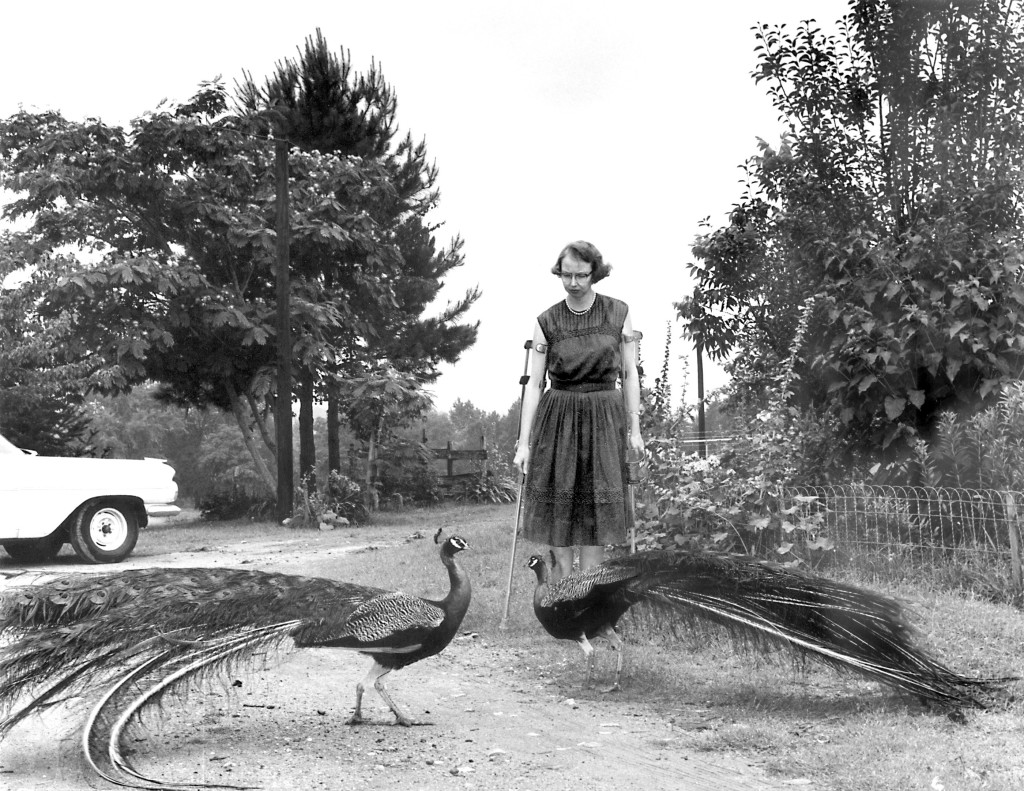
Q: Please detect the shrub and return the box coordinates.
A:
[371,438,441,507]
[197,485,274,521]
[449,473,519,504]
[323,471,370,523]
[290,471,370,528]
[636,297,839,564]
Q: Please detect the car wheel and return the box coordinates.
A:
[2,531,65,563]
[70,502,140,563]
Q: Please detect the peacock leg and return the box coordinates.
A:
[348,661,386,725]
[375,672,426,726]
[600,626,624,693]
[579,636,596,688]
[347,683,366,724]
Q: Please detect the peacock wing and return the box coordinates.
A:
[293,591,445,652]
[540,564,637,609]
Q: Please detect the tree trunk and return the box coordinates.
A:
[363,415,385,513]
[274,138,294,520]
[299,367,316,491]
[225,379,277,494]
[364,432,377,512]
[327,377,341,474]
[246,391,277,455]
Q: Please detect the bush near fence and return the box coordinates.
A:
[635,469,1024,603]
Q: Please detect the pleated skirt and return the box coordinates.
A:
[522,387,632,547]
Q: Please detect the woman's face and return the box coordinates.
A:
[559,254,594,299]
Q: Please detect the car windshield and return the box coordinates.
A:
[0,433,26,456]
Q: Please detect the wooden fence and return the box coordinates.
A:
[430,440,488,488]
[346,438,488,493]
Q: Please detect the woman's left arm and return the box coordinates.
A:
[621,309,644,453]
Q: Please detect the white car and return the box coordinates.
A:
[0,431,180,564]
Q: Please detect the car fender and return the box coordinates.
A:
[0,455,178,540]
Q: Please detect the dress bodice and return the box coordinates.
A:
[537,294,628,389]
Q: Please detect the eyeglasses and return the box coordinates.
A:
[559,271,593,283]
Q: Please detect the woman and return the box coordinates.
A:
[512,240,644,582]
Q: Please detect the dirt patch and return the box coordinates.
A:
[0,535,805,791]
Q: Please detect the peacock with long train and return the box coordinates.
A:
[528,548,1009,710]
[0,530,470,789]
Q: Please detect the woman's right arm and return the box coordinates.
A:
[512,319,547,476]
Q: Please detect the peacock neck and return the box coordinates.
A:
[531,565,549,606]
[441,553,471,621]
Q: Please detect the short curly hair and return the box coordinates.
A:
[551,240,612,283]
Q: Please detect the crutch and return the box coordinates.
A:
[499,339,533,629]
[622,330,644,553]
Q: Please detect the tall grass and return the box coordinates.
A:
[147,503,1024,791]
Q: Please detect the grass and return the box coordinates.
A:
[144,503,1024,791]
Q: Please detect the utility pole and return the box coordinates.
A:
[695,332,707,459]
[274,138,294,520]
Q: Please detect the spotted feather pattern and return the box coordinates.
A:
[539,564,636,608]
[331,592,444,643]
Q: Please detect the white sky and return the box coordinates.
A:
[1,0,850,414]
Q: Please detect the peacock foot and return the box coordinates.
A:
[393,712,432,726]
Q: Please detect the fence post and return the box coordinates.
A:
[1002,492,1024,594]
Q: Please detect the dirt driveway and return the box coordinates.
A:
[0,531,807,791]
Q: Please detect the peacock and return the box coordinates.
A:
[528,549,1008,709]
[0,530,470,789]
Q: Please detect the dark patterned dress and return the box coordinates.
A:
[522,293,633,547]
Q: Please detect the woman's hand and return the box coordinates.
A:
[628,430,645,456]
[513,442,530,477]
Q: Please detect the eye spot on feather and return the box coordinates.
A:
[88,590,109,605]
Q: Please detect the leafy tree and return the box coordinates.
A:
[373,216,479,386]
[84,384,246,502]
[237,30,400,491]
[2,40,476,504]
[0,83,396,494]
[0,240,97,455]
[684,0,1024,465]
[0,383,97,456]
[237,31,479,484]
[341,365,432,509]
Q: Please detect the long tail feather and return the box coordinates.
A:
[2,540,472,788]
[0,645,126,737]
[542,549,1012,709]
[96,628,293,790]
[83,650,179,790]
[643,581,986,706]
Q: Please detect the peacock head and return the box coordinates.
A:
[435,530,469,557]
[526,555,549,581]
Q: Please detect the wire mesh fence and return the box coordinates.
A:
[779,485,1024,598]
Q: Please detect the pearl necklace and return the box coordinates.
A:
[565,298,595,316]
